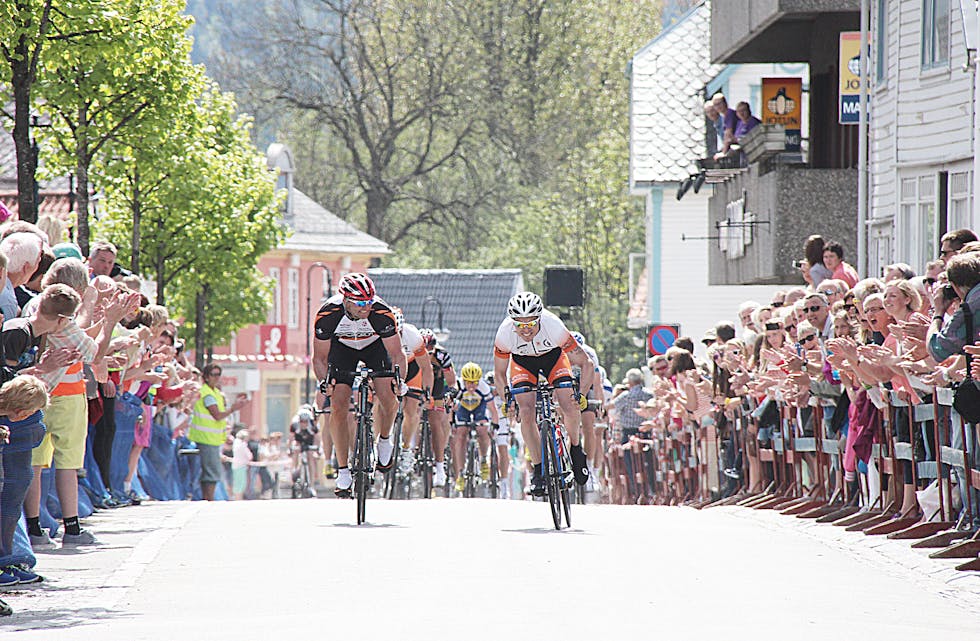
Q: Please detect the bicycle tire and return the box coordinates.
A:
[543,422,562,530]
[421,419,433,499]
[354,395,371,524]
[464,439,477,498]
[489,444,499,499]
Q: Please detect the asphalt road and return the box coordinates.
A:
[5,497,980,640]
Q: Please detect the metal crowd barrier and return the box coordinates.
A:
[604,386,980,570]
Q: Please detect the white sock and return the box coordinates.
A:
[377,437,394,465]
[123,481,132,493]
[336,467,352,489]
[435,461,445,474]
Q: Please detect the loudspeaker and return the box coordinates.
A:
[544,265,584,308]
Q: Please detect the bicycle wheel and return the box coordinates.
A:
[384,410,403,499]
[421,420,433,499]
[354,419,370,524]
[542,422,562,530]
[489,444,499,499]
[464,440,477,498]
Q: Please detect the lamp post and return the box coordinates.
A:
[421,296,451,343]
[304,262,333,404]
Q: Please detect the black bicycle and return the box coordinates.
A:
[460,421,482,498]
[291,441,316,499]
[341,366,399,524]
[415,407,435,499]
[534,382,574,529]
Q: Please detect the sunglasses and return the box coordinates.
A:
[819,289,836,297]
[513,319,539,329]
[800,334,817,343]
[771,301,784,308]
[924,277,937,285]
[803,305,823,313]
[785,324,796,332]
[347,298,374,308]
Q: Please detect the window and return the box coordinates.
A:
[876,0,888,83]
[899,175,938,272]
[287,268,300,329]
[265,382,293,437]
[949,170,974,231]
[869,221,894,280]
[921,0,950,69]
[267,267,281,325]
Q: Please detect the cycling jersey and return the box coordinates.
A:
[429,346,454,400]
[402,323,429,391]
[493,310,577,358]
[455,379,493,424]
[494,310,576,390]
[314,294,397,350]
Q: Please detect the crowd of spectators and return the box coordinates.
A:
[601,230,980,539]
[0,221,270,616]
[706,92,761,164]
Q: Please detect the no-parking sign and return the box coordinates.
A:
[647,324,680,356]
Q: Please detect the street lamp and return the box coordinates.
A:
[304,262,333,404]
[421,296,451,343]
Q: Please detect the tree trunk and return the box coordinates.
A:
[194,284,209,370]
[11,69,37,224]
[130,166,140,274]
[75,103,91,256]
[155,247,166,306]
[364,187,392,243]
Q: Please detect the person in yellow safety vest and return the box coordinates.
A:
[191,363,247,501]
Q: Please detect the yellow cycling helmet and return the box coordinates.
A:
[460,362,483,383]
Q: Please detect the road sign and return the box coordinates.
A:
[647,324,679,356]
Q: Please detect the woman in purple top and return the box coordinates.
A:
[734,101,762,141]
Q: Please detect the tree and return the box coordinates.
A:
[36,0,194,253]
[96,82,285,358]
[0,0,98,222]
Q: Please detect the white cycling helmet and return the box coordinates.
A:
[296,408,314,422]
[391,306,405,332]
[570,331,585,346]
[507,291,543,319]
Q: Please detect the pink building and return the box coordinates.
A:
[210,144,389,436]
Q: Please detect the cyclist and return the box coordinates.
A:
[570,331,604,488]
[485,372,513,497]
[391,307,434,474]
[420,328,456,487]
[492,291,593,496]
[289,406,319,494]
[451,362,500,491]
[312,272,407,497]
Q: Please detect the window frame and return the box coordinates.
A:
[921,0,951,70]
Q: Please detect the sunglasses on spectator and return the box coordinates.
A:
[803,305,823,313]
[513,319,539,329]
[785,324,796,332]
[347,298,374,307]
[924,277,937,285]
[771,301,784,308]
[800,334,817,343]
[818,289,836,297]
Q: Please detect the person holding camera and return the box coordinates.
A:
[927,252,980,362]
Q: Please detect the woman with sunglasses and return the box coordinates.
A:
[312,272,407,498]
[492,291,594,496]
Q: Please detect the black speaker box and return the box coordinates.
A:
[544,265,584,307]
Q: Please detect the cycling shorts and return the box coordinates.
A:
[455,407,490,426]
[327,340,393,387]
[510,348,573,392]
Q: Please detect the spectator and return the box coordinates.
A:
[609,369,652,445]
[770,290,787,308]
[737,301,760,346]
[227,428,251,501]
[715,321,736,343]
[784,287,807,306]
[86,241,117,278]
[939,228,978,265]
[924,259,945,283]
[704,100,723,156]
[823,241,859,288]
[883,262,915,282]
[711,93,738,159]
[816,279,847,307]
[0,233,42,320]
[802,292,833,341]
[927,252,980,361]
[800,234,832,289]
[733,101,761,141]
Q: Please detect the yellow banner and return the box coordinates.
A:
[839,31,868,124]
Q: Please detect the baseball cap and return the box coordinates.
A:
[52,242,83,261]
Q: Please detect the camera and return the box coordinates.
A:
[942,285,958,301]
[791,259,804,269]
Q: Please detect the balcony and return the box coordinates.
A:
[711,0,860,64]
[706,162,857,285]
